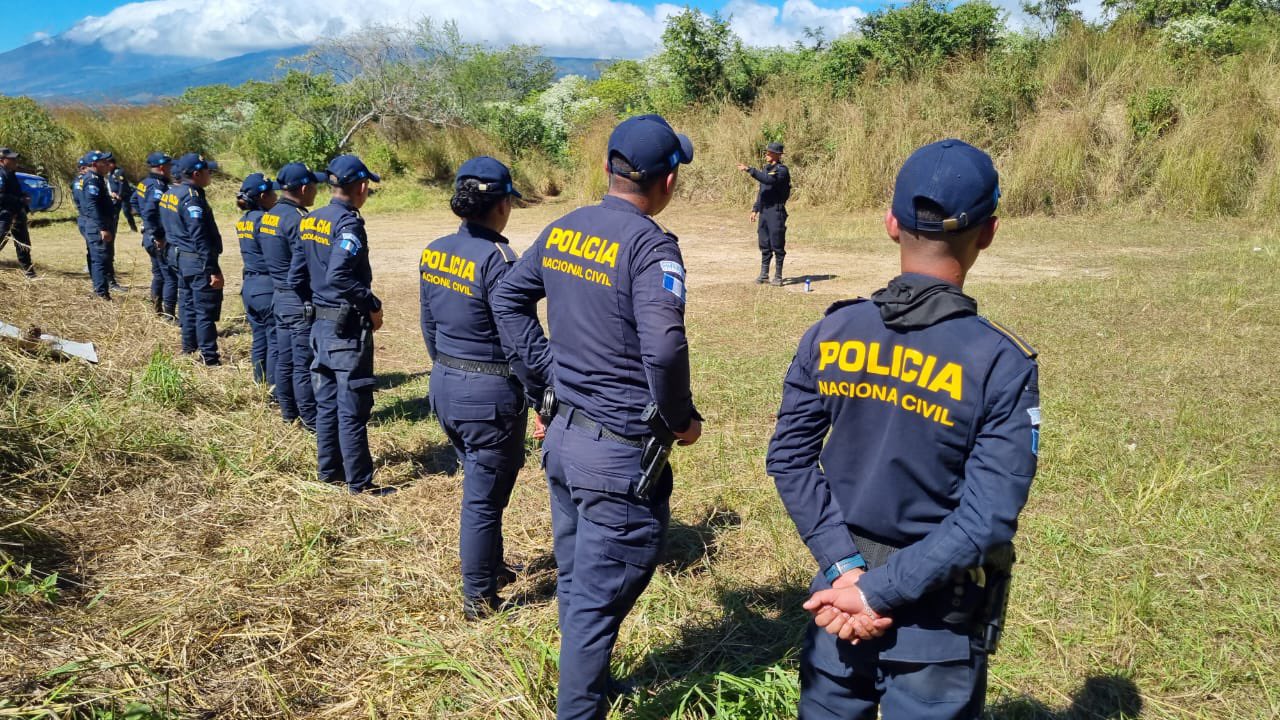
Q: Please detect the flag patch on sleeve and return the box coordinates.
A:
[662,273,685,302]
[339,232,362,256]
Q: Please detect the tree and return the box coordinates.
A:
[858,0,1004,78]
[661,9,738,103]
[1022,0,1083,33]
[0,97,72,177]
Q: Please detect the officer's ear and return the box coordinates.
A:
[663,168,679,196]
[977,217,998,251]
[885,209,902,245]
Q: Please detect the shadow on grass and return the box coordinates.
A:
[660,508,741,574]
[0,521,86,604]
[376,370,429,391]
[372,394,432,424]
[623,583,809,718]
[779,273,838,287]
[989,675,1143,719]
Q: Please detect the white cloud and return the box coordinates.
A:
[62,0,871,60]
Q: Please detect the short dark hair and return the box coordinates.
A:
[450,178,506,220]
[608,152,665,193]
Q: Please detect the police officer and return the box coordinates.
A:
[301,154,393,496]
[261,162,324,430]
[236,173,280,385]
[71,154,91,276]
[133,152,178,319]
[492,114,703,720]
[79,151,118,300]
[160,153,224,366]
[421,156,528,619]
[766,139,1040,720]
[0,147,35,278]
[738,141,790,285]
[103,159,131,292]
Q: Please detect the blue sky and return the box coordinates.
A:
[3,0,1089,59]
[1,0,897,58]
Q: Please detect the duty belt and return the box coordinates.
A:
[242,270,269,277]
[852,532,902,571]
[556,404,645,448]
[313,305,359,323]
[434,352,511,377]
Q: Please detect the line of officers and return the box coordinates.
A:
[79,112,1037,720]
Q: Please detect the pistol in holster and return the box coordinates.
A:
[636,403,676,501]
[303,302,315,323]
[973,543,1016,654]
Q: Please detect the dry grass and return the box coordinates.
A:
[1,196,1278,719]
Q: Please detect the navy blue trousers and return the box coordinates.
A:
[273,293,316,426]
[429,366,527,599]
[543,410,671,720]
[172,248,222,363]
[0,209,33,271]
[146,240,178,310]
[241,275,276,385]
[757,206,787,264]
[799,573,989,720]
[311,318,376,489]
[83,229,112,298]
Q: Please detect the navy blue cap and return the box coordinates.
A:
[239,173,280,199]
[146,151,172,166]
[78,153,93,167]
[766,142,784,154]
[892,139,1000,233]
[0,148,19,159]
[455,156,522,198]
[326,154,380,186]
[276,162,325,190]
[173,153,217,176]
[607,114,694,180]
[87,150,114,163]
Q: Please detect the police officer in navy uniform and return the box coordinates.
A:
[766,139,1040,720]
[71,155,92,276]
[738,141,791,285]
[261,162,324,430]
[133,152,178,319]
[79,151,118,300]
[103,159,130,293]
[160,153,224,365]
[236,173,280,385]
[492,114,703,720]
[301,154,393,496]
[421,156,529,619]
[0,147,36,278]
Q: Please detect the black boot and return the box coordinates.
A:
[755,261,769,284]
[771,259,784,286]
[162,304,177,324]
[463,593,504,621]
[151,294,164,316]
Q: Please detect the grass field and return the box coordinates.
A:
[1,189,1278,719]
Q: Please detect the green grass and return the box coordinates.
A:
[0,203,1277,718]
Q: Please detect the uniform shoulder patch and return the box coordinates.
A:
[339,232,362,256]
[824,298,867,316]
[979,317,1038,359]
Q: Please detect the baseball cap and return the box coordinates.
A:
[173,153,217,176]
[766,142,784,154]
[239,173,280,199]
[892,139,1000,233]
[455,156,522,198]
[276,162,325,189]
[77,153,93,167]
[326,154,380,186]
[87,150,114,163]
[146,151,173,166]
[0,148,19,159]
[607,114,694,180]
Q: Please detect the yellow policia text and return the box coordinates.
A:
[158,192,179,213]
[816,340,965,427]
[299,216,332,245]
[235,219,256,241]
[259,213,280,236]
[420,248,476,282]
[543,255,613,287]
[545,227,620,268]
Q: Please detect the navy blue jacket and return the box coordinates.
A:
[159,182,222,275]
[766,274,1039,614]
[108,173,135,224]
[260,198,310,300]
[750,162,790,212]
[237,209,271,277]
[133,173,168,245]
[0,167,26,214]
[420,222,523,365]
[78,172,116,235]
[491,194,697,436]
[300,198,380,312]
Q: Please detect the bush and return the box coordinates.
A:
[0,97,72,179]
[1127,87,1179,140]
